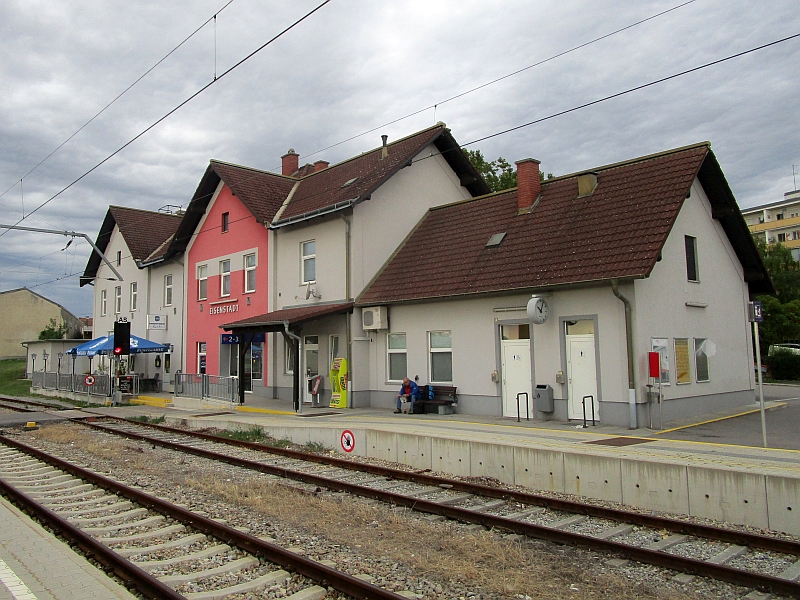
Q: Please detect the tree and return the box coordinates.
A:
[38,318,67,340]
[754,238,800,303]
[465,149,553,193]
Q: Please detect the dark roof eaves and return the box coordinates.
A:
[357,275,645,307]
[270,199,357,229]
[80,209,117,286]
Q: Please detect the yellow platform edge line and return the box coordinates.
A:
[652,402,788,435]
[236,406,296,416]
[131,396,172,408]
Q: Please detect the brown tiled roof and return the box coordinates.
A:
[109,206,182,262]
[81,207,181,285]
[274,124,489,224]
[209,162,296,224]
[358,143,757,304]
[222,302,353,331]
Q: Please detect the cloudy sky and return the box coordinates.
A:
[1,0,799,317]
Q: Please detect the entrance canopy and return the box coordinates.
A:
[67,334,169,356]
[221,302,353,409]
[221,302,354,334]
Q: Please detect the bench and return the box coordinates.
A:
[414,385,458,414]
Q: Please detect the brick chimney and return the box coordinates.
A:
[313,160,329,173]
[515,158,541,212]
[282,149,299,176]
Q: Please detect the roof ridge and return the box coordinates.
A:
[295,123,446,179]
[429,141,711,213]
[557,141,711,180]
[109,205,182,218]
[210,159,296,180]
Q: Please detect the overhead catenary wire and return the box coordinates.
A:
[294,0,698,165]
[1,0,333,237]
[0,0,691,221]
[0,0,237,204]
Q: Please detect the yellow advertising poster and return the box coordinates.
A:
[674,338,691,384]
[329,357,348,408]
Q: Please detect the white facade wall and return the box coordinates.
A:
[93,227,184,385]
[633,179,754,421]
[351,146,473,295]
[269,144,473,399]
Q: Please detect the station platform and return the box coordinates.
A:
[0,497,136,600]
[68,392,800,538]
[4,390,799,537]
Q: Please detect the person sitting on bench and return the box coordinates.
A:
[394,377,420,414]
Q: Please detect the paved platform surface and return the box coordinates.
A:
[75,396,800,476]
[0,498,136,600]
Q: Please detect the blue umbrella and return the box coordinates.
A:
[67,334,168,356]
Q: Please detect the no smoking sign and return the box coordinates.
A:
[340,430,355,453]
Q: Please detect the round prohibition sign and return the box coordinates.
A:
[84,375,96,387]
[340,430,355,453]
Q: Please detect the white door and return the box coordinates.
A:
[566,334,598,420]
[303,336,319,403]
[501,340,532,418]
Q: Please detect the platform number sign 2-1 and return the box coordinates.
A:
[340,430,355,453]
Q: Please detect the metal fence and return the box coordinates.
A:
[30,371,127,397]
[174,373,238,403]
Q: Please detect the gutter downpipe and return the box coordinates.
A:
[343,214,353,408]
[282,322,302,413]
[611,279,637,429]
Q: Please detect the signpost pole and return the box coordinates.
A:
[754,320,767,448]
[750,301,767,448]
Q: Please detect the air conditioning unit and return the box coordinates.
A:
[361,306,388,330]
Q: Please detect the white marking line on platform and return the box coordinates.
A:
[0,558,38,600]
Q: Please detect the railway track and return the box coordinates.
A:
[0,433,409,599]
[0,396,66,412]
[69,416,800,598]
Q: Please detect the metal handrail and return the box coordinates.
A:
[582,395,596,428]
[516,392,530,422]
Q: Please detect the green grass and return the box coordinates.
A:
[214,426,294,447]
[129,415,166,424]
[0,359,37,397]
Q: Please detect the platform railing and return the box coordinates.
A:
[174,373,238,403]
[31,371,117,397]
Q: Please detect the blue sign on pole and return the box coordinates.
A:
[751,301,763,323]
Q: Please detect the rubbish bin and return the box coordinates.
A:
[535,384,554,413]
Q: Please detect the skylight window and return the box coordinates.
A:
[486,232,507,247]
[341,177,358,188]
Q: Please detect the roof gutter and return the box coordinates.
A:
[270,199,357,229]
[611,279,637,429]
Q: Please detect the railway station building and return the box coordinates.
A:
[81,206,184,390]
[354,143,772,427]
[177,124,488,403]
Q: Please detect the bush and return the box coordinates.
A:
[766,349,800,381]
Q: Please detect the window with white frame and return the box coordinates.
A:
[244,253,256,293]
[387,333,407,382]
[130,282,138,311]
[695,338,710,382]
[429,331,452,383]
[114,286,121,314]
[164,274,173,306]
[197,265,207,300]
[301,240,315,284]
[100,289,107,316]
[220,260,231,296]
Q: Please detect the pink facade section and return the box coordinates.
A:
[186,184,270,375]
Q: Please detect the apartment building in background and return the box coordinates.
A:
[742,189,800,259]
